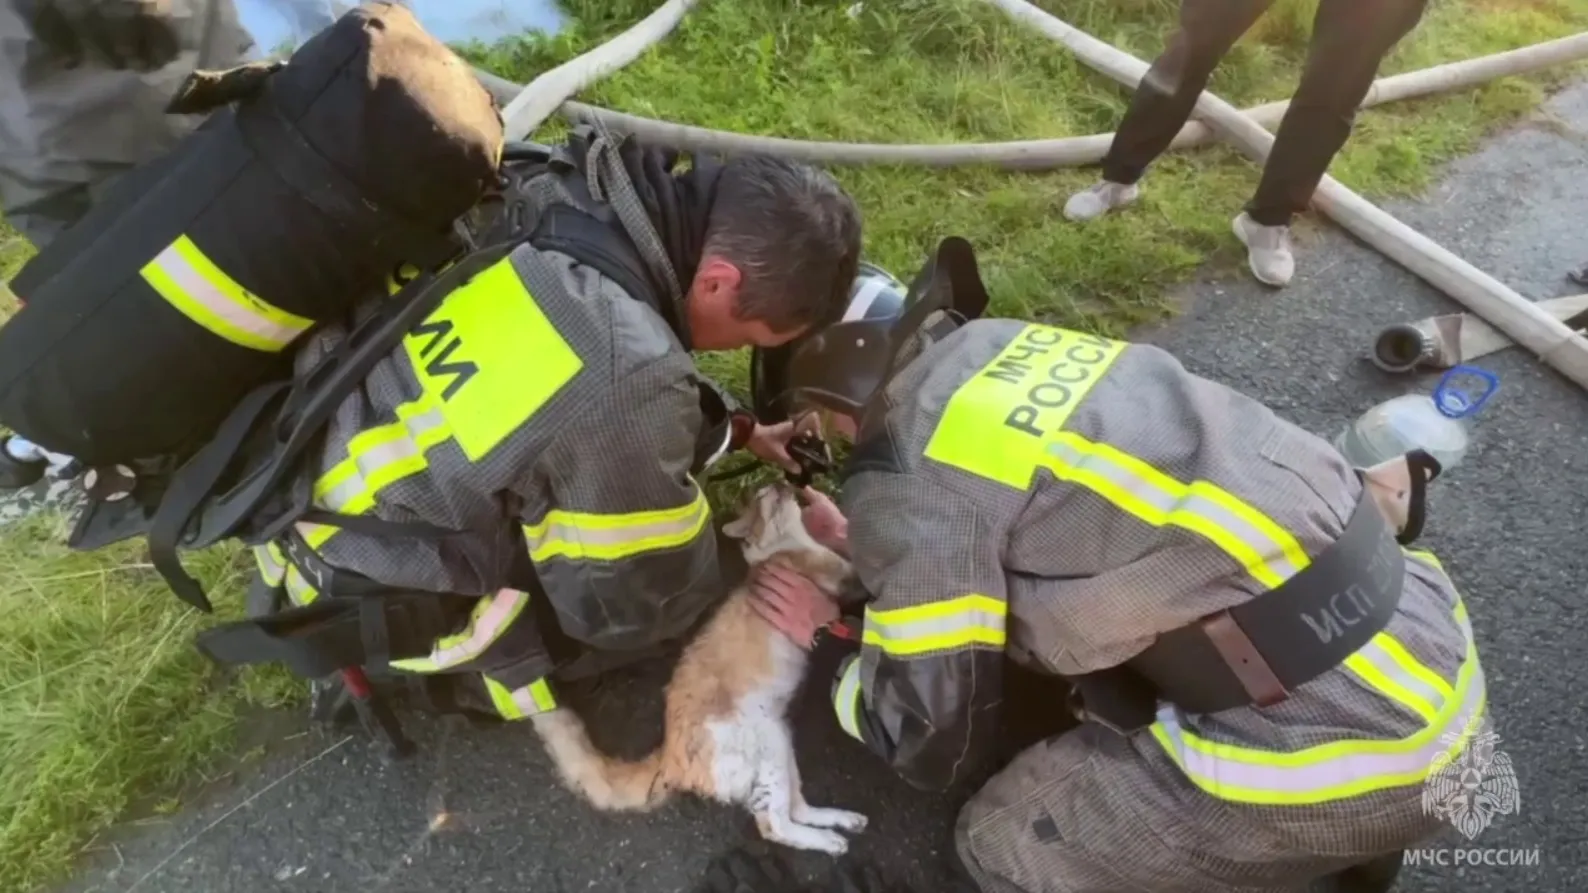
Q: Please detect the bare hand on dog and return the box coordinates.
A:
[750,560,838,649]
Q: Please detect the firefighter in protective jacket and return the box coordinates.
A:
[214,128,863,723]
[748,238,1488,892]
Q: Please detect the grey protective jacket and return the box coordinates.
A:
[826,317,1486,850]
[268,134,727,663]
[0,0,253,244]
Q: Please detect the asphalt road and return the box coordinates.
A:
[54,84,1588,893]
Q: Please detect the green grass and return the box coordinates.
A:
[3,0,1588,888]
[0,516,300,893]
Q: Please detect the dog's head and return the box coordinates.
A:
[722,481,850,592]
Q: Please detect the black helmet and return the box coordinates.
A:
[751,237,989,422]
[750,259,911,422]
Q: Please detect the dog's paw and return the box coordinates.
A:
[828,810,868,835]
[805,828,850,856]
[794,806,869,835]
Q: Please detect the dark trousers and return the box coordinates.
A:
[1101,0,1428,226]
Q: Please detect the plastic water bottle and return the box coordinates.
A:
[1333,365,1499,472]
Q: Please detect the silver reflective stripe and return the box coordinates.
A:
[844,276,890,321]
[284,565,319,605]
[526,515,699,551]
[253,544,286,586]
[524,494,709,561]
[150,243,309,347]
[1154,659,1485,798]
[485,676,557,719]
[398,589,528,671]
[834,656,864,741]
[1344,635,1452,720]
[508,681,556,716]
[862,596,1007,656]
[1045,438,1305,585]
[318,408,448,512]
[1152,603,1482,805]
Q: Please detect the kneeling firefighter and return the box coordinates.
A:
[746,237,1489,892]
[190,131,864,746]
[0,2,865,750]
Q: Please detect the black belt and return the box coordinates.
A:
[1073,488,1405,734]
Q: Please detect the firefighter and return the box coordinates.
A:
[192,127,865,730]
[1,0,253,491]
[747,238,1487,892]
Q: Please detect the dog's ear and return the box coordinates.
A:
[722,513,753,540]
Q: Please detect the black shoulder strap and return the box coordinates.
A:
[529,201,662,311]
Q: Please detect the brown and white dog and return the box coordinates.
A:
[529,481,870,854]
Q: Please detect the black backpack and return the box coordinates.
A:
[0,2,501,468]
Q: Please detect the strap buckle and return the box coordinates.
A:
[1199,611,1289,709]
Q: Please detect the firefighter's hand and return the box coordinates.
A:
[745,420,801,474]
[17,0,181,71]
[749,559,838,650]
[799,486,849,555]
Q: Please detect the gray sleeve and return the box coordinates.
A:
[518,353,723,651]
[830,469,1009,792]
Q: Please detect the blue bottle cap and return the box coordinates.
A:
[1434,364,1499,419]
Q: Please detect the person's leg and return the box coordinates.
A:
[1067,0,1274,222]
[1235,0,1430,284]
[954,726,1175,892]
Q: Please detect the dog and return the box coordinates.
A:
[529,481,870,854]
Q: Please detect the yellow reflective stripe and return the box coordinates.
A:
[140,234,312,352]
[924,323,1127,491]
[833,656,864,741]
[284,563,320,606]
[1368,629,1455,704]
[1043,433,1309,590]
[523,485,711,563]
[391,589,530,673]
[313,399,451,512]
[485,676,557,720]
[1343,635,1443,725]
[861,593,1007,657]
[253,542,286,586]
[299,520,338,551]
[1405,548,1445,573]
[298,258,579,553]
[1151,600,1483,806]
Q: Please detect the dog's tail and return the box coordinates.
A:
[530,709,670,812]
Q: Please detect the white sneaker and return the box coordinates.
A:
[1063,180,1140,222]
[1232,212,1295,287]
